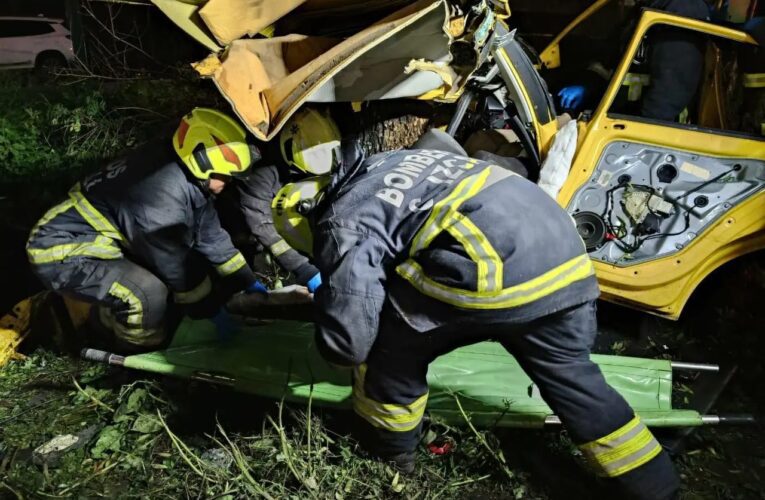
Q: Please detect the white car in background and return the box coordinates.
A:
[0,17,75,73]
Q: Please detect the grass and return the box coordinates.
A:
[0,69,222,185]
[1,69,764,500]
[0,350,536,499]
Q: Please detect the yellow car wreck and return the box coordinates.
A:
[152,0,763,321]
[548,10,764,319]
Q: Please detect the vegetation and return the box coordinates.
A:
[1,68,764,500]
[0,70,221,183]
[0,351,535,499]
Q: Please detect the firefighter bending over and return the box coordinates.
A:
[221,108,341,294]
[271,130,679,499]
[27,108,262,350]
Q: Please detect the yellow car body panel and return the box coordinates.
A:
[496,43,558,154]
[557,11,763,319]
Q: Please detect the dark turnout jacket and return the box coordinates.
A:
[27,142,255,295]
[235,164,320,284]
[311,149,600,366]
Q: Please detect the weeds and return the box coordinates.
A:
[0,71,220,184]
[0,350,531,499]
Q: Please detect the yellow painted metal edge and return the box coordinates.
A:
[151,0,222,52]
[557,11,763,319]
[215,0,448,141]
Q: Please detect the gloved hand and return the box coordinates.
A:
[558,85,587,111]
[211,308,239,340]
[246,280,269,295]
[306,272,322,294]
[266,285,314,305]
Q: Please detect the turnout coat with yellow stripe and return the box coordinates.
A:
[312,149,600,367]
[27,142,256,296]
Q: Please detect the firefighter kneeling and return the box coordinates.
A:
[271,133,680,499]
[27,108,262,350]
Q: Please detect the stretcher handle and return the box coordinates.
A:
[545,414,756,426]
[701,414,756,425]
[670,361,719,372]
[80,348,125,366]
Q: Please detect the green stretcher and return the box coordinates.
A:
[81,318,732,429]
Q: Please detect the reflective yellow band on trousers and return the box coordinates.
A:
[743,73,765,88]
[28,199,76,240]
[108,282,143,327]
[69,184,125,244]
[174,276,212,304]
[216,253,247,276]
[579,416,662,477]
[268,239,292,257]
[99,306,164,346]
[397,254,594,310]
[27,236,122,265]
[352,364,428,432]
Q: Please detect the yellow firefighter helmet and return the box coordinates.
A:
[271,176,331,256]
[279,108,341,175]
[173,108,259,180]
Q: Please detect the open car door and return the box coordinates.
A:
[557,10,765,319]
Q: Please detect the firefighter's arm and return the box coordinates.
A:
[194,201,257,292]
[312,226,386,367]
[237,166,320,286]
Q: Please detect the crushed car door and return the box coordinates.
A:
[557,10,765,319]
[492,22,558,159]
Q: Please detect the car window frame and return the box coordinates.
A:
[596,9,763,141]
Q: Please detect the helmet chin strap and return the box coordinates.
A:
[197,178,213,196]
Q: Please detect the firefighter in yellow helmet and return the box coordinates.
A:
[222,107,341,295]
[271,131,680,499]
[27,108,263,351]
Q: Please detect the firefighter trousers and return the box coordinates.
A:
[354,300,680,500]
[32,257,169,347]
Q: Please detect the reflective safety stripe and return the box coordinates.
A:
[108,281,143,327]
[216,253,247,276]
[622,73,650,102]
[408,165,512,293]
[352,364,428,432]
[743,73,765,88]
[579,416,663,477]
[268,239,292,257]
[100,306,163,345]
[28,199,76,241]
[174,276,212,304]
[69,184,125,244]
[396,253,594,310]
[410,165,510,256]
[447,214,503,292]
[27,236,122,265]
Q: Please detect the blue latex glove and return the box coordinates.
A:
[558,85,587,111]
[306,273,322,294]
[211,308,239,340]
[246,280,269,295]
